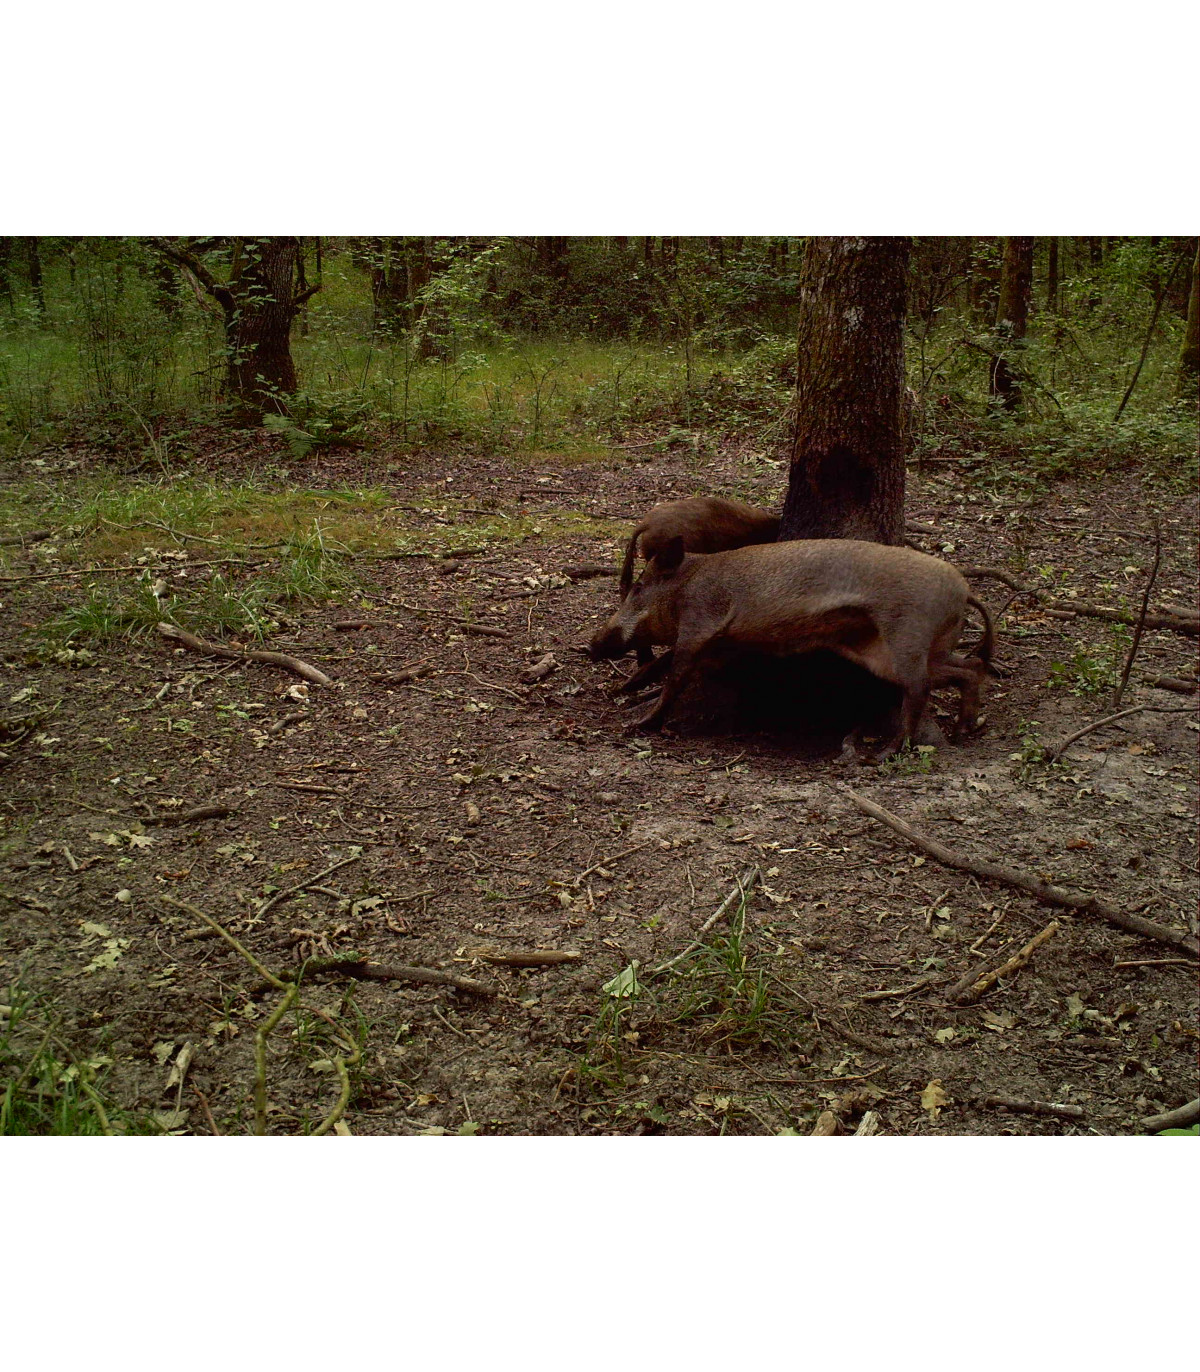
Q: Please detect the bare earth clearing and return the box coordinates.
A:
[2,432,1197,1135]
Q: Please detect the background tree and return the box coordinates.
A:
[1179,239,1200,398]
[778,236,910,545]
[989,236,1034,410]
[153,236,320,419]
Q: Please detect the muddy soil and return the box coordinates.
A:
[1,435,1196,1135]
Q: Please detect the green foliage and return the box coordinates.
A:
[45,522,353,646]
[1,236,1194,474]
[877,743,938,776]
[0,986,152,1135]
[1048,637,1126,697]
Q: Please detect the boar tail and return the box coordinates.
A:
[619,524,647,598]
[966,594,996,670]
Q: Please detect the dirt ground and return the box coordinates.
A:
[1,432,1197,1135]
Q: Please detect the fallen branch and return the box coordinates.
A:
[1146,676,1199,694]
[562,564,617,581]
[370,663,432,685]
[650,867,760,975]
[571,839,657,887]
[467,948,582,967]
[520,653,558,684]
[853,1111,883,1136]
[156,622,333,686]
[298,958,495,997]
[982,1095,1084,1120]
[269,710,308,733]
[952,921,1060,1004]
[451,621,509,639]
[960,567,1199,636]
[1140,1098,1200,1133]
[1048,704,1193,762]
[0,528,52,546]
[844,789,1199,957]
[0,556,264,585]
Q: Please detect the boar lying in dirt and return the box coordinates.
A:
[590,537,994,758]
[619,496,780,600]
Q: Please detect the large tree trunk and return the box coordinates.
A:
[990,236,1034,410]
[778,236,910,545]
[1178,240,1200,398]
[222,237,301,416]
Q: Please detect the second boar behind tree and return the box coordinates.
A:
[619,496,780,598]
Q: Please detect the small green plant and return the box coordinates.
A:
[1048,646,1118,697]
[0,987,150,1135]
[1010,719,1051,776]
[877,743,937,777]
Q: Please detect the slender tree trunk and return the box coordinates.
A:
[778,236,910,545]
[1046,236,1059,312]
[1178,240,1200,399]
[643,236,654,267]
[0,237,13,309]
[26,238,45,314]
[990,236,1034,410]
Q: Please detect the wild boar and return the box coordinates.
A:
[589,537,993,756]
[618,496,780,599]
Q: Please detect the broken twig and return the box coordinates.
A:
[952,921,1060,1004]
[650,867,760,975]
[982,1095,1084,1120]
[467,948,582,967]
[156,622,333,686]
[1111,519,1160,709]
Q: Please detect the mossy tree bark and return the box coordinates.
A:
[778,236,910,546]
[990,236,1034,410]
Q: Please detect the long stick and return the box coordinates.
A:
[1111,519,1161,709]
[960,566,1199,636]
[156,622,333,686]
[844,790,1198,957]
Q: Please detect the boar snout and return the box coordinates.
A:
[588,621,630,660]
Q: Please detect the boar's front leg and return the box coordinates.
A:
[625,644,703,734]
[611,650,674,697]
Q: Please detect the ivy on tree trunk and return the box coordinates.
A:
[778,236,910,546]
[152,236,319,421]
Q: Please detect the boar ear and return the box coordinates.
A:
[656,536,685,573]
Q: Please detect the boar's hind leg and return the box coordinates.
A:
[612,650,674,697]
[929,654,985,738]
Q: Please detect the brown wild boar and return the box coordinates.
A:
[618,496,780,599]
[589,537,993,756]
